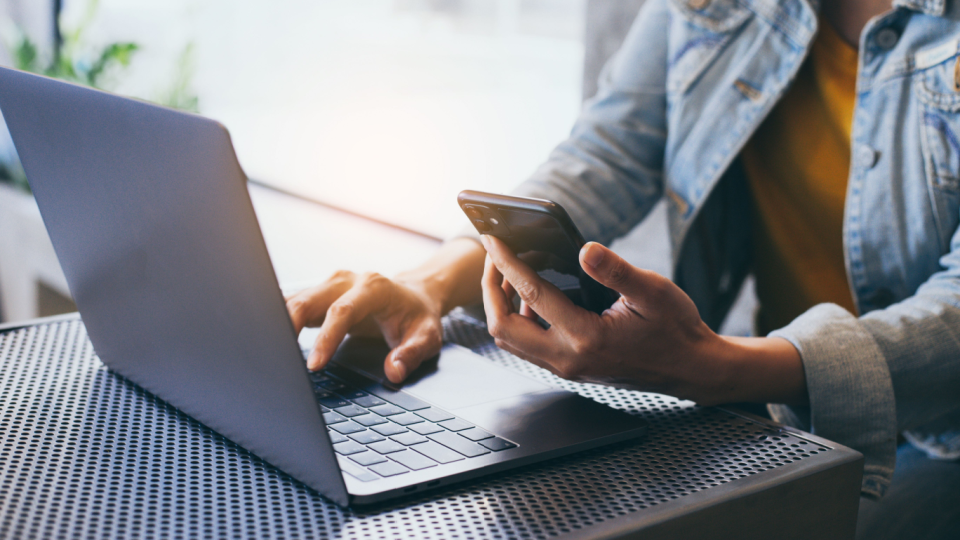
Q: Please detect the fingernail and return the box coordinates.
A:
[582,243,605,268]
[392,358,407,380]
[480,235,490,248]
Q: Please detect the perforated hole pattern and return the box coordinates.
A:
[0,313,828,539]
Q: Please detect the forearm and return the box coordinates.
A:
[395,237,486,315]
[691,335,808,407]
[719,336,808,406]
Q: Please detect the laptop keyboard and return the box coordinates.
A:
[309,365,518,483]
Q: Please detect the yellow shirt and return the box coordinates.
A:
[742,20,859,335]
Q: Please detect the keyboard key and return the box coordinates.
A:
[333,404,368,417]
[350,430,385,445]
[410,422,444,436]
[371,423,408,436]
[438,418,474,432]
[330,421,365,435]
[368,440,406,454]
[349,451,387,466]
[428,431,490,457]
[316,393,351,409]
[341,389,371,400]
[314,372,330,383]
[412,441,464,464]
[352,395,386,408]
[369,461,409,477]
[459,427,493,441]
[328,430,348,445]
[390,412,424,426]
[337,457,379,482]
[354,413,388,427]
[322,411,347,425]
[389,450,437,471]
[333,440,366,456]
[479,437,517,452]
[391,432,428,446]
[369,404,405,417]
[366,387,431,411]
[315,379,346,391]
[416,408,454,423]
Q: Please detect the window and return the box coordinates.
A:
[70,0,586,237]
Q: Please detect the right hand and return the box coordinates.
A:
[285,270,445,384]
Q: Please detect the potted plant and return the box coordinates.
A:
[0,0,197,322]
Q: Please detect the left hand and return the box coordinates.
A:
[479,235,806,405]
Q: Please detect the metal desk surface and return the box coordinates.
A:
[0,313,862,539]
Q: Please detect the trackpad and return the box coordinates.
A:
[333,339,553,410]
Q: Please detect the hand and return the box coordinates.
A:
[285,238,487,384]
[286,271,443,383]
[480,235,807,405]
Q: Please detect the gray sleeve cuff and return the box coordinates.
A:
[767,303,898,500]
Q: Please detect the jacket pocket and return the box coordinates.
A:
[916,56,960,251]
[667,0,752,95]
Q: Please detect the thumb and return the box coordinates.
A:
[579,242,666,306]
[383,320,443,384]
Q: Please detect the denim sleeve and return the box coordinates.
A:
[769,225,960,500]
[508,0,671,245]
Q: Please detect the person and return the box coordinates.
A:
[285,0,960,536]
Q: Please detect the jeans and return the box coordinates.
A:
[856,444,960,539]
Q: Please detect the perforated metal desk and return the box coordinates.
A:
[0,312,862,539]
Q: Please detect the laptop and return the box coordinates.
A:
[0,67,647,506]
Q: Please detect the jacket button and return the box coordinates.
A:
[875,28,899,50]
[856,144,879,169]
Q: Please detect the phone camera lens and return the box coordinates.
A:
[490,217,500,225]
[474,220,491,232]
[465,207,483,219]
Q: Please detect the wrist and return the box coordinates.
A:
[677,329,740,405]
[395,237,485,315]
[710,335,808,406]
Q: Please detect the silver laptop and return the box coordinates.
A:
[0,67,646,506]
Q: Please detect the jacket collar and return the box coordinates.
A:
[893,0,947,16]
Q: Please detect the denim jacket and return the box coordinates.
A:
[511,0,960,498]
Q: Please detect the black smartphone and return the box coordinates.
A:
[458,190,620,314]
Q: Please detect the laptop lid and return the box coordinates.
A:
[0,67,349,506]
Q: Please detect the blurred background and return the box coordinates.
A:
[0,0,591,234]
[1,0,729,332]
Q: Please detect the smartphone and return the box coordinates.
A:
[458,190,620,314]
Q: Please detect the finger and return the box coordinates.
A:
[519,301,537,320]
[482,254,512,322]
[480,235,584,329]
[502,279,518,308]
[501,279,517,314]
[285,271,356,334]
[309,273,393,370]
[481,254,560,360]
[579,242,668,315]
[383,318,443,384]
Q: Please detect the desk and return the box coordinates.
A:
[0,182,441,323]
[0,311,862,539]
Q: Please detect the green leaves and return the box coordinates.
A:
[13,37,38,73]
[84,42,139,88]
[9,26,139,90]
[0,1,200,193]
